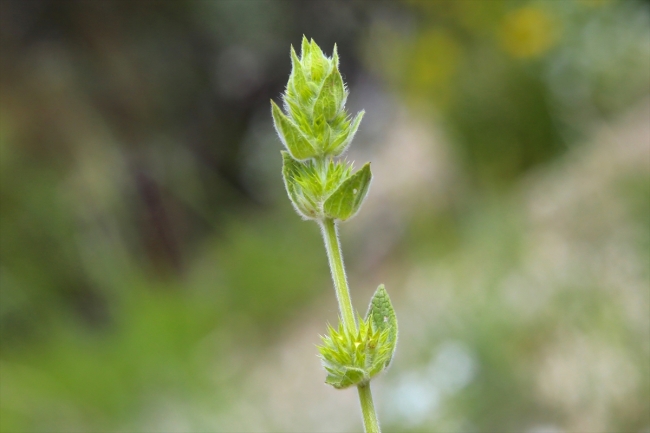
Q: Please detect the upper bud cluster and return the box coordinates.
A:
[273,37,371,222]
[272,36,364,160]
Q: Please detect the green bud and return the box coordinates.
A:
[366,284,398,368]
[323,163,372,221]
[272,36,363,159]
[318,314,394,389]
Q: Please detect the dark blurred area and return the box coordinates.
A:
[0,1,648,432]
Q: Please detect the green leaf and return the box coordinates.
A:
[281,152,318,219]
[313,61,346,121]
[323,163,372,221]
[288,46,311,103]
[366,284,398,367]
[312,114,327,141]
[283,96,304,126]
[328,110,364,156]
[325,366,368,389]
[272,101,317,160]
[309,39,329,83]
[323,159,353,196]
[300,35,311,70]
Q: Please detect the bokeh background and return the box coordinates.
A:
[1,0,649,432]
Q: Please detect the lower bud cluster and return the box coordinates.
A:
[318,316,392,389]
[318,285,398,389]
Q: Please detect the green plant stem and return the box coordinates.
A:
[320,217,356,332]
[358,383,381,433]
[320,217,382,433]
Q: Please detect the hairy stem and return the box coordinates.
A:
[320,217,381,433]
[320,217,356,331]
[358,383,381,433]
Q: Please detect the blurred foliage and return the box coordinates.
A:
[388,175,650,431]
[0,0,648,432]
[364,0,650,189]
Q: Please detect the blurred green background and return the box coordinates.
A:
[1,0,648,432]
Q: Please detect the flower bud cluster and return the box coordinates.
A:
[272,37,364,160]
[273,37,371,222]
[318,315,393,389]
[318,285,398,389]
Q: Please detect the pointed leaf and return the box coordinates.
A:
[272,100,317,160]
[324,162,372,221]
[281,152,317,219]
[301,35,311,59]
[283,96,303,124]
[327,366,368,389]
[281,152,305,214]
[328,110,364,156]
[313,63,346,122]
[301,35,312,72]
[309,39,329,83]
[288,46,310,103]
[366,284,398,367]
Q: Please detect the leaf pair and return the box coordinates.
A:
[282,152,372,221]
[273,102,364,160]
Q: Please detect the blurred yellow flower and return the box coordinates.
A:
[499,6,560,58]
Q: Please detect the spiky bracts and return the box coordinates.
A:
[318,285,398,389]
[272,37,364,161]
[318,315,392,389]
